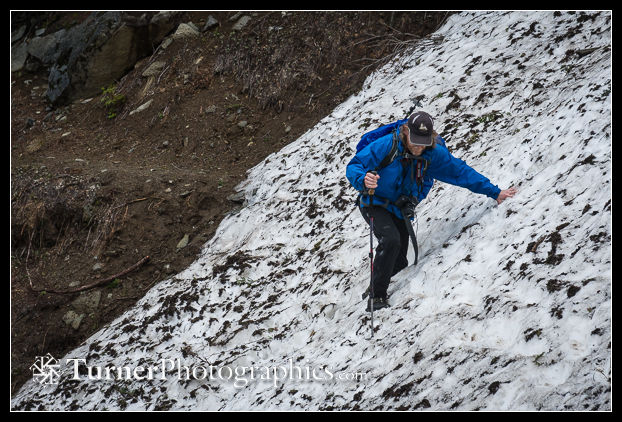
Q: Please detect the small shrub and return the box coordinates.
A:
[107,278,121,289]
[100,84,126,119]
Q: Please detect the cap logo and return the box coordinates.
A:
[418,123,428,132]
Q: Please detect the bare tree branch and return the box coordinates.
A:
[27,256,150,295]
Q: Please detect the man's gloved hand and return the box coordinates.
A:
[395,195,419,219]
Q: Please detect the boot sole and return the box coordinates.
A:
[365,303,391,312]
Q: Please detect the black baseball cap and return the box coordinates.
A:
[407,111,434,146]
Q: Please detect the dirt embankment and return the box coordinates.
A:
[11,11,451,394]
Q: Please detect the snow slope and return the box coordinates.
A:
[12,11,611,411]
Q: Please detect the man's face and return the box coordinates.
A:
[406,131,426,155]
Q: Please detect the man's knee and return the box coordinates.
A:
[379,231,402,253]
[392,258,408,275]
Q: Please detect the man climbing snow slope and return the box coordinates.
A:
[346,111,517,311]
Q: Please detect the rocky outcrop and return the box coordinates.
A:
[12,11,182,106]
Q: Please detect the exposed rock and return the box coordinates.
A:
[142,61,166,78]
[172,23,200,39]
[11,42,28,72]
[160,38,173,50]
[149,11,180,37]
[231,16,251,32]
[176,234,189,250]
[226,191,245,204]
[202,15,219,32]
[129,99,153,116]
[71,291,101,314]
[41,11,181,105]
[228,12,243,22]
[11,25,26,44]
[26,30,67,65]
[62,310,85,330]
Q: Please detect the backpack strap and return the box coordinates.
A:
[400,208,419,266]
[373,130,399,172]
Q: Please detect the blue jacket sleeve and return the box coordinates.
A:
[426,144,501,200]
[346,135,393,192]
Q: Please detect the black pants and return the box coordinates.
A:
[360,205,409,298]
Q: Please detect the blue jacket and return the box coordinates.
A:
[346,127,501,219]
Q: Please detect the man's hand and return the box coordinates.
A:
[364,172,380,189]
[496,186,517,204]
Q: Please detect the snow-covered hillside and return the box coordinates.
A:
[12,11,611,411]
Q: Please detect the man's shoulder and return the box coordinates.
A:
[424,140,448,159]
[367,130,399,154]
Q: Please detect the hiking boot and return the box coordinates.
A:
[362,287,390,300]
[362,286,371,300]
[366,296,390,312]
